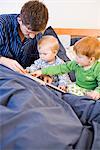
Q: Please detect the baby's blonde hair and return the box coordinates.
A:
[38,35,59,53]
[73,36,100,60]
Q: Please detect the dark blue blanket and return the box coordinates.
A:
[0,65,99,150]
[62,93,100,150]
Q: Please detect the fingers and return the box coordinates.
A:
[86,91,100,100]
[43,77,50,83]
[30,73,39,77]
[92,94,100,100]
[43,75,52,83]
[1,57,26,74]
[30,70,42,77]
[58,85,67,92]
[14,62,26,74]
[24,69,29,73]
[48,78,52,83]
[31,73,38,77]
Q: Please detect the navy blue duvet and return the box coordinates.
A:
[0,64,100,150]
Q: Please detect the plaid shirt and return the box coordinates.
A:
[26,56,72,86]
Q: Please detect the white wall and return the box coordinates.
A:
[0,0,99,29]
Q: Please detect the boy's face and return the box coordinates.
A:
[38,44,56,63]
[18,17,39,39]
[75,54,91,67]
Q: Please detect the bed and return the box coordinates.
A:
[0,27,100,150]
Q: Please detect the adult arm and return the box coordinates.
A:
[0,56,25,73]
[0,16,25,73]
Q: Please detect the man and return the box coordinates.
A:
[0,0,48,73]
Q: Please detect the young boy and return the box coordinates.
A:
[32,37,100,100]
[26,35,72,91]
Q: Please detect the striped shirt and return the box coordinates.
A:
[0,14,41,68]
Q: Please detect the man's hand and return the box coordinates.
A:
[85,91,100,100]
[31,70,42,77]
[0,57,26,73]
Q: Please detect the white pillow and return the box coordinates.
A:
[66,46,76,61]
[58,35,71,49]
[58,35,77,60]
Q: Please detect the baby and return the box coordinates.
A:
[32,36,100,100]
[26,35,71,91]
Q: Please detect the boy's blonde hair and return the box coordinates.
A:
[38,35,59,53]
[73,36,100,60]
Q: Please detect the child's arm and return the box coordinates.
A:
[92,64,100,99]
[57,74,72,91]
[86,91,100,100]
[94,75,100,95]
[26,59,42,73]
[86,64,100,100]
[31,61,77,78]
[58,74,72,86]
[41,61,77,76]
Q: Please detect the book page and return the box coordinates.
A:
[25,73,46,85]
[24,73,66,93]
[46,83,66,93]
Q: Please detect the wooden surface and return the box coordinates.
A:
[54,28,100,37]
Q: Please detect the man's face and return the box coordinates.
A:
[17,17,40,39]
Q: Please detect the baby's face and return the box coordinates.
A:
[38,44,56,63]
[75,54,91,67]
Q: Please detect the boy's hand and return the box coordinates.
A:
[31,70,42,77]
[42,75,53,83]
[58,85,67,92]
[85,91,100,100]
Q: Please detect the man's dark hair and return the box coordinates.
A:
[20,0,48,31]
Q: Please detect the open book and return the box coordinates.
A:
[25,73,66,93]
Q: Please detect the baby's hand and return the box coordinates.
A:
[31,70,42,77]
[58,85,67,92]
[85,91,100,100]
[42,75,53,83]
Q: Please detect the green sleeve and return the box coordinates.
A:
[94,63,100,93]
[94,74,100,93]
[41,61,77,75]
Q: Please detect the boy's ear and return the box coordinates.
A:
[90,57,95,63]
[17,17,22,25]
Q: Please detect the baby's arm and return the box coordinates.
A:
[26,59,42,73]
[59,74,72,85]
[56,58,72,91]
[85,67,100,100]
[58,74,72,91]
